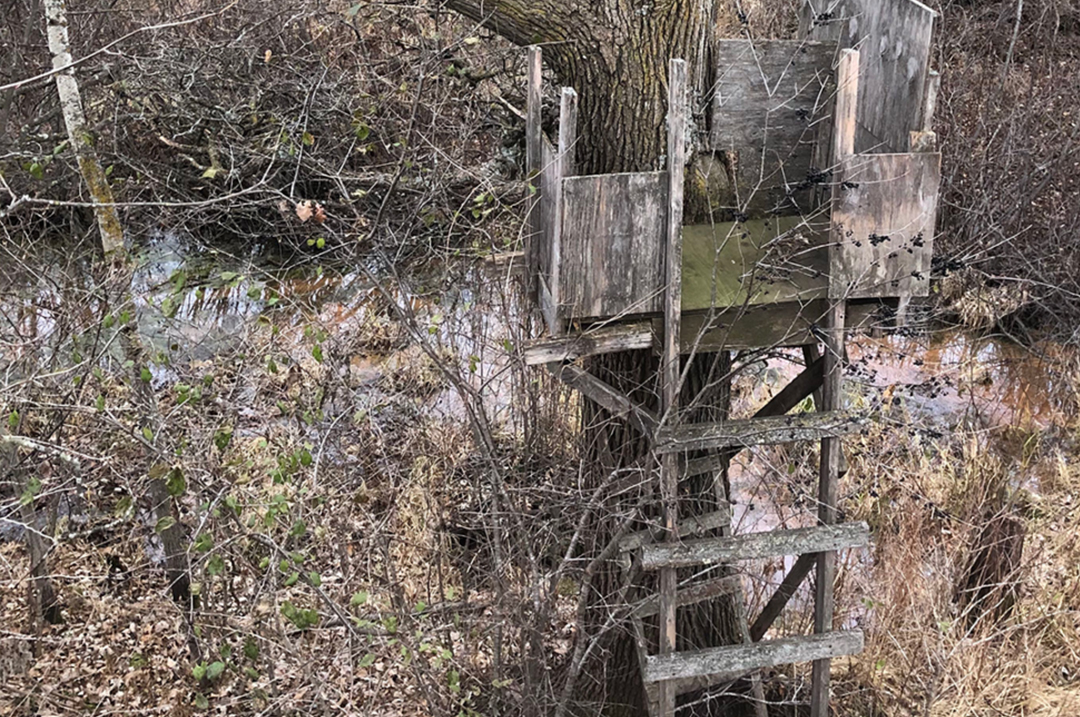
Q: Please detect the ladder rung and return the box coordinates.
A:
[643,630,864,685]
[634,575,741,618]
[654,410,867,454]
[524,321,653,364]
[618,507,731,554]
[641,522,869,570]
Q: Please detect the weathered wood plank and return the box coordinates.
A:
[525,46,542,302]
[711,40,837,217]
[811,300,848,717]
[549,364,658,436]
[657,59,688,717]
[802,0,935,154]
[560,171,666,319]
[619,508,732,554]
[641,522,869,570]
[634,575,742,618]
[544,87,577,334]
[654,410,866,455]
[643,630,864,685]
[523,321,653,365]
[538,136,560,331]
[674,299,881,352]
[829,152,941,299]
[750,552,818,642]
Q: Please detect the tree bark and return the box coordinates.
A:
[445,3,745,714]
[44,0,124,256]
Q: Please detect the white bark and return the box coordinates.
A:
[44,0,124,256]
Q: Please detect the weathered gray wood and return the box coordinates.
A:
[641,522,869,570]
[560,171,666,319]
[654,410,866,455]
[634,575,742,618]
[802,0,935,154]
[811,299,847,717]
[544,86,577,334]
[750,552,818,642]
[673,299,881,352]
[657,59,688,717]
[525,46,542,302]
[829,152,941,299]
[910,70,940,152]
[549,364,658,436]
[523,321,653,365]
[619,508,732,554]
[712,40,838,217]
[833,49,858,162]
[538,136,560,329]
[643,630,864,685]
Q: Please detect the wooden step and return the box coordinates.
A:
[549,364,658,435]
[641,522,869,570]
[618,508,732,554]
[654,410,867,454]
[524,321,653,365]
[634,575,741,618]
[642,630,864,685]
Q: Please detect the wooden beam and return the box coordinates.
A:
[656,58,688,717]
[525,46,542,302]
[634,575,742,618]
[641,522,868,571]
[549,364,657,436]
[749,552,818,642]
[643,630,864,685]
[654,410,866,455]
[814,47,855,705]
[618,508,732,553]
[523,322,653,365]
[546,86,577,334]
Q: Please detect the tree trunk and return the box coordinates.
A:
[44,0,124,256]
[445,3,744,714]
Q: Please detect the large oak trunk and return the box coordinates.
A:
[445,2,744,714]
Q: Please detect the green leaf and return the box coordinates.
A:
[95,394,105,412]
[192,662,207,680]
[350,591,368,607]
[311,344,324,363]
[193,693,208,710]
[247,285,262,300]
[160,296,178,319]
[142,426,154,442]
[28,162,44,180]
[154,516,176,534]
[258,556,270,571]
[206,661,225,681]
[244,667,259,680]
[201,167,219,179]
[308,571,321,587]
[220,271,240,283]
[165,466,186,497]
[206,554,225,577]
[302,131,314,146]
[316,237,325,249]
[19,477,42,507]
[119,310,131,325]
[346,3,362,18]
[194,532,214,553]
[289,520,307,538]
[244,637,259,661]
[299,449,312,467]
[219,643,232,660]
[103,314,115,329]
[140,366,152,383]
[284,572,299,587]
[7,410,18,430]
[214,427,233,453]
[358,653,376,667]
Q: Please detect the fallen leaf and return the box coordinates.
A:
[313,202,326,224]
[296,201,313,222]
[264,49,272,63]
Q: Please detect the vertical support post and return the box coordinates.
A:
[525,46,543,304]
[910,69,940,153]
[546,87,577,335]
[812,47,857,717]
[657,58,687,717]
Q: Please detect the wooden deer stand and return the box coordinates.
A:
[520,1,940,714]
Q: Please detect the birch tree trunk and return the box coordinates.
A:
[44,0,124,256]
